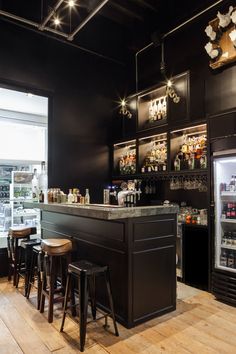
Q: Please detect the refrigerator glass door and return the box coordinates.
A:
[214,155,236,273]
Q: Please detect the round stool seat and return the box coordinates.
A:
[41,238,72,255]
[9,226,36,238]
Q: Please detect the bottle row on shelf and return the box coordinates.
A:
[114,125,208,176]
[221,203,236,219]
[119,149,136,175]
[148,96,167,123]
[221,231,236,247]
[220,248,236,269]
[173,134,207,171]
[43,188,90,205]
[141,140,167,173]
[220,175,236,193]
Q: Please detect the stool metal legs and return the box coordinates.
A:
[79,271,88,352]
[26,249,42,310]
[60,272,71,332]
[104,269,119,337]
[60,265,119,352]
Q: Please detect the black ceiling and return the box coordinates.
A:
[0,0,230,63]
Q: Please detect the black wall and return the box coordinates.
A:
[0,20,127,202]
[117,1,236,137]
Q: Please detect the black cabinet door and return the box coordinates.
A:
[209,111,236,141]
[183,225,209,291]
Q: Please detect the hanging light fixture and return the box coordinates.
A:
[119,99,132,119]
[160,42,180,104]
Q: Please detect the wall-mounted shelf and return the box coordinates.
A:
[113,140,136,176]
[170,123,207,172]
[138,85,167,131]
[139,133,167,174]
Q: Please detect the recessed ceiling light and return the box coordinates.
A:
[68,0,75,7]
[54,17,61,26]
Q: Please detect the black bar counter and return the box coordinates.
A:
[24,202,178,328]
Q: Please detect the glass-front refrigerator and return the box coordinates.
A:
[212,151,236,304]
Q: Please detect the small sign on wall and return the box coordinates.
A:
[205,6,236,69]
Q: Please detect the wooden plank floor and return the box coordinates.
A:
[1,278,236,353]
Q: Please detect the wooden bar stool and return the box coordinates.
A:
[7,226,37,286]
[39,238,72,323]
[16,238,41,296]
[60,260,119,352]
[26,244,42,310]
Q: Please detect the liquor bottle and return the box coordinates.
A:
[32,168,39,202]
[221,203,227,219]
[200,149,207,169]
[162,97,167,119]
[153,100,158,121]
[47,189,53,203]
[229,175,235,192]
[39,190,44,203]
[174,155,180,171]
[148,101,154,122]
[157,99,162,120]
[38,161,48,199]
[68,189,74,203]
[188,153,195,170]
[76,189,81,203]
[228,250,235,268]
[221,231,227,245]
[220,249,227,267]
[227,232,233,245]
[85,188,90,204]
[231,203,236,219]
[226,203,231,218]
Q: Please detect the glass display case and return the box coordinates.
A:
[10,171,40,230]
[139,133,167,173]
[213,155,236,273]
[113,140,136,176]
[170,124,207,172]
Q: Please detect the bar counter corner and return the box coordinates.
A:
[24,201,178,328]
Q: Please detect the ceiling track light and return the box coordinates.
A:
[54,16,61,26]
[160,42,181,104]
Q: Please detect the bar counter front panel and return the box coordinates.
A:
[25,203,178,328]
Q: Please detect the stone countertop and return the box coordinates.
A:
[23,202,179,220]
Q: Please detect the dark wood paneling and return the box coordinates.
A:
[0,248,8,277]
[168,71,190,127]
[133,216,175,241]
[41,210,177,328]
[183,225,209,290]
[209,111,236,141]
[132,245,176,322]
[205,66,236,116]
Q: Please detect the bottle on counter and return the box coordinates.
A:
[68,189,74,203]
[39,190,44,203]
[47,188,53,203]
[32,168,39,202]
[38,161,48,201]
[85,188,90,204]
